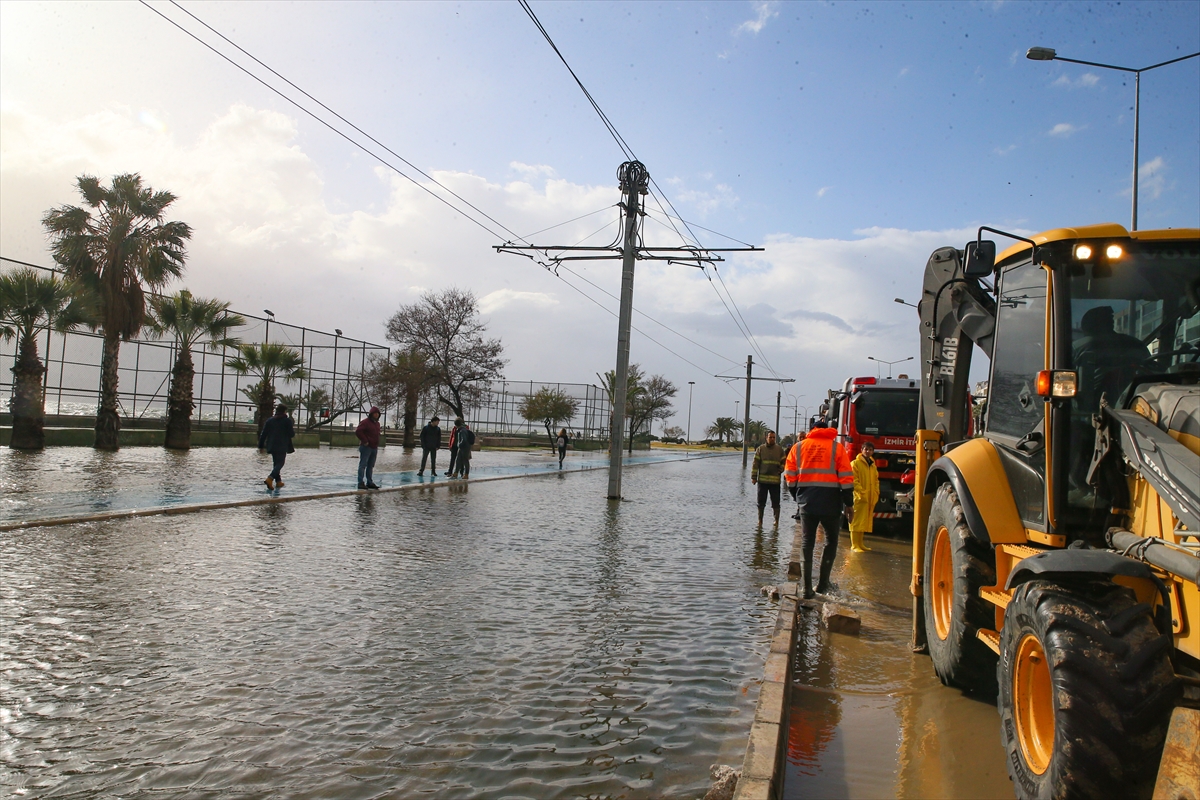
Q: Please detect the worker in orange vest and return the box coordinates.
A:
[784,420,855,599]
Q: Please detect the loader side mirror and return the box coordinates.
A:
[964,240,996,277]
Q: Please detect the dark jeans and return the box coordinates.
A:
[558,445,567,467]
[420,448,437,473]
[799,512,843,594]
[358,446,378,485]
[270,452,286,481]
[455,451,471,478]
[446,446,459,475]
[756,482,781,511]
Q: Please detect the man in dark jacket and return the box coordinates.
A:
[418,416,441,476]
[258,404,295,490]
[356,406,382,489]
[450,419,475,478]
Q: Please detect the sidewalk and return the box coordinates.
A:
[0,447,721,531]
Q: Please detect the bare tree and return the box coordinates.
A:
[385,288,505,420]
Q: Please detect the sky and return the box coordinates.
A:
[2,0,1198,434]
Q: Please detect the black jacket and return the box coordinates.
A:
[420,423,442,450]
[259,415,295,455]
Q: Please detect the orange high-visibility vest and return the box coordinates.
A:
[786,428,853,490]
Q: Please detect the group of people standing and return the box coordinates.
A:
[751,422,880,599]
[417,416,476,479]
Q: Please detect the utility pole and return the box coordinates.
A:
[716,357,794,467]
[687,381,695,443]
[496,161,762,499]
[606,161,647,499]
[775,391,781,436]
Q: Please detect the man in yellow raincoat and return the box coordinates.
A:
[850,442,879,552]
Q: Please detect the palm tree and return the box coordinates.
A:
[148,290,244,450]
[0,268,91,449]
[225,342,307,437]
[744,419,769,448]
[42,174,191,450]
[705,416,740,444]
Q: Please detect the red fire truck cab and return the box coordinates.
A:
[824,375,920,524]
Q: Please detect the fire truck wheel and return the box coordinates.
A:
[999,579,1179,800]
[923,482,998,696]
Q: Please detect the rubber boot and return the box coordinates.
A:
[800,546,815,599]
[773,508,780,527]
[816,543,838,594]
[850,528,870,553]
[757,508,764,526]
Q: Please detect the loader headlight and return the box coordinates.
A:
[1105,244,1124,259]
[1036,370,1078,399]
[1073,244,1094,260]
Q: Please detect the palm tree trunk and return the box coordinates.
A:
[255,380,275,439]
[402,382,418,449]
[164,345,195,450]
[9,333,47,450]
[95,334,122,450]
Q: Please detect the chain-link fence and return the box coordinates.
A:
[449,380,615,443]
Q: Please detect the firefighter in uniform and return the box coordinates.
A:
[751,430,785,526]
[784,420,855,598]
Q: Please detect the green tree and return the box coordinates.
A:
[0,268,91,449]
[148,290,243,450]
[42,173,191,450]
[628,374,677,450]
[519,387,580,450]
[597,363,645,452]
[744,419,768,447]
[705,416,740,444]
[278,386,331,429]
[225,342,307,437]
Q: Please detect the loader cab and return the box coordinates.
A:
[984,227,1200,538]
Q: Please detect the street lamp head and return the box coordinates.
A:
[335,329,343,336]
[867,356,877,361]
[264,309,275,317]
[1026,46,1057,61]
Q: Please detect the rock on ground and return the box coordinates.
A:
[702,764,740,800]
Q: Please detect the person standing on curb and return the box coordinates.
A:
[556,428,570,469]
[356,406,382,490]
[784,421,854,599]
[259,404,295,491]
[444,419,459,476]
[750,430,785,526]
[418,416,441,476]
[451,418,475,478]
[849,441,879,553]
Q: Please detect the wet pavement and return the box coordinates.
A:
[1,447,787,799]
[783,537,1013,799]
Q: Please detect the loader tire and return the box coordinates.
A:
[923,482,998,696]
[999,579,1180,800]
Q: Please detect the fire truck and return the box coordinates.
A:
[824,374,921,525]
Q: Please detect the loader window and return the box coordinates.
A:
[1063,241,1200,515]
[986,262,1048,439]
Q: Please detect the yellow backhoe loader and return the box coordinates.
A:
[909,223,1199,799]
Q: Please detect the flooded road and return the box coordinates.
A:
[783,537,1013,799]
[1,450,787,798]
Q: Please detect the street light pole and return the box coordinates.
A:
[687,381,695,443]
[868,355,914,379]
[1026,47,1199,231]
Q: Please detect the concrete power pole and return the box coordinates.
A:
[742,355,753,467]
[775,391,781,436]
[607,161,648,499]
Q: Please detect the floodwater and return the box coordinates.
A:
[1,447,789,798]
[783,537,1014,800]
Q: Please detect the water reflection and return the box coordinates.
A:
[782,540,1011,799]
[2,454,772,798]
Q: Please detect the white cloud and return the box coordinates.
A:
[1052,72,1100,89]
[479,289,557,313]
[1133,156,1169,201]
[509,162,556,179]
[898,67,910,78]
[816,186,832,198]
[993,144,1017,156]
[671,181,739,217]
[735,1,779,35]
[1047,122,1084,138]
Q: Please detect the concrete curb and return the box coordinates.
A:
[0,452,729,532]
[733,583,798,800]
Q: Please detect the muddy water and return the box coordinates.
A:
[783,538,1014,800]
[0,451,787,799]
